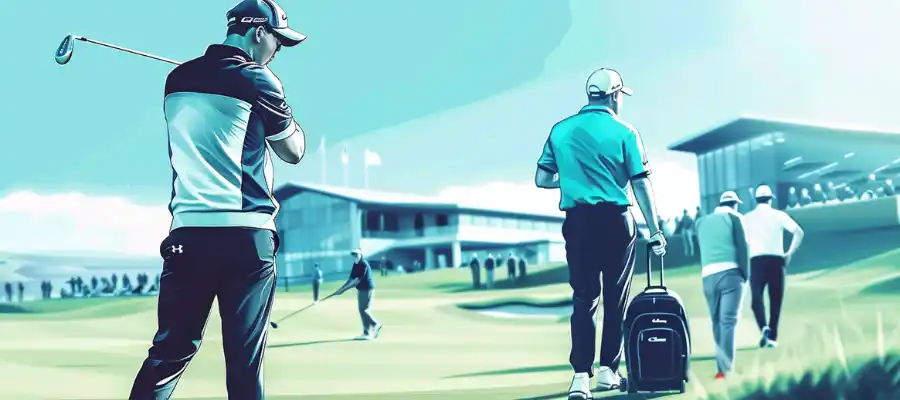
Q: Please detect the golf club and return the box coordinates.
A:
[55,34,182,66]
[270,292,338,329]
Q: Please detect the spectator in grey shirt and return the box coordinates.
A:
[696,191,749,381]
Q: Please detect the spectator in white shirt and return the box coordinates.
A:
[742,185,804,349]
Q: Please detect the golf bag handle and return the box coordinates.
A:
[646,241,665,289]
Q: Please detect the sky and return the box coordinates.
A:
[2,0,900,255]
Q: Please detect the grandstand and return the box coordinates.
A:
[273,182,566,279]
[669,116,900,212]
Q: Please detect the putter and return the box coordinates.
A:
[270,292,337,329]
[55,34,182,66]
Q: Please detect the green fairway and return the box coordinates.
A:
[0,257,899,399]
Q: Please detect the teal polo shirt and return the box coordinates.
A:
[536,105,651,210]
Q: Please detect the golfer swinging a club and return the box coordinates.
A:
[536,68,667,399]
[334,248,383,340]
[129,1,306,399]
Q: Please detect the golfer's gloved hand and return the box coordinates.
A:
[648,231,667,257]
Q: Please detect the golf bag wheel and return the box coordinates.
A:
[619,377,627,392]
[679,381,686,394]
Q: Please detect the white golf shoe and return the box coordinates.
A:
[594,366,621,391]
[567,372,593,400]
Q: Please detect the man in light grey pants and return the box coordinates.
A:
[696,191,750,381]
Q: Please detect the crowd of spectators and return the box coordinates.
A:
[2,271,161,303]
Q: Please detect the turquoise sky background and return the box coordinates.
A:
[3,0,900,206]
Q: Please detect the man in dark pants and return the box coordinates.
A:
[506,252,517,282]
[312,264,324,303]
[335,248,382,340]
[743,185,805,348]
[535,68,667,399]
[129,1,307,399]
[469,254,481,289]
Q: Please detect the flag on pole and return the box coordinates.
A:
[363,149,381,188]
[318,136,326,184]
[364,149,382,166]
[341,146,350,187]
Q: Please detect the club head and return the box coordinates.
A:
[270,321,279,329]
[55,35,75,65]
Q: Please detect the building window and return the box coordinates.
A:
[519,220,534,230]
[435,214,449,227]
[724,144,737,190]
[383,212,399,232]
[414,213,425,230]
[487,217,502,227]
[736,140,751,188]
[365,211,380,231]
[472,215,487,225]
[697,153,707,196]
[502,218,517,229]
[714,149,726,194]
[458,214,471,225]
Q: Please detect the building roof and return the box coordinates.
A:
[669,116,900,154]
[274,182,565,220]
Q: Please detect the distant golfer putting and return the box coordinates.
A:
[334,248,383,340]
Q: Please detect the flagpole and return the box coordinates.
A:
[364,165,369,189]
[342,146,349,187]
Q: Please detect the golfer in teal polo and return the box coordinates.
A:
[534,68,667,400]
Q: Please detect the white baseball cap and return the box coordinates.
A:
[350,248,362,255]
[586,68,633,97]
[719,191,742,204]
[754,185,775,198]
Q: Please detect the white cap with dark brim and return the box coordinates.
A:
[719,191,743,204]
[586,68,634,97]
[755,185,775,199]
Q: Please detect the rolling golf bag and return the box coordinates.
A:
[620,243,691,394]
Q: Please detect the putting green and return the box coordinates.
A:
[0,259,898,400]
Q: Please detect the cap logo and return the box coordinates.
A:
[240,17,268,24]
[282,14,288,20]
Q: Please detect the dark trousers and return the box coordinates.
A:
[130,227,278,400]
[750,255,786,340]
[357,289,379,334]
[313,281,321,302]
[563,203,636,377]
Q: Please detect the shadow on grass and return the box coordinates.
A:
[457,298,572,310]
[517,392,673,400]
[446,347,758,379]
[268,338,357,349]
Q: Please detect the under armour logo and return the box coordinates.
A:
[168,245,184,254]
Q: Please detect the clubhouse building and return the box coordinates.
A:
[273,182,566,279]
[668,116,900,213]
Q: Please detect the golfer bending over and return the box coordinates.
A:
[335,248,382,340]
[535,68,667,399]
[696,191,749,380]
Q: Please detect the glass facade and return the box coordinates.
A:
[697,132,786,212]
[276,192,357,278]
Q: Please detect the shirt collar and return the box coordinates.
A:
[205,44,252,61]
[756,203,772,209]
[580,105,616,116]
[714,206,740,215]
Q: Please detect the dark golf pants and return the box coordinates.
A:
[750,255,786,340]
[130,227,278,400]
[313,281,321,302]
[564,203,636,377]
[357,289,380,334]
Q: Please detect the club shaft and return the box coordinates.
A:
[75,36,181,65]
